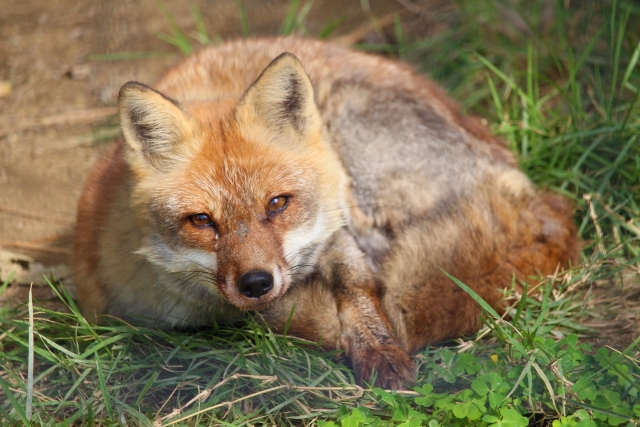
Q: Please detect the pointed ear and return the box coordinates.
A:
[235,53,321,142]
[118,81,195,172]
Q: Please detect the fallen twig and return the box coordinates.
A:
[0,206,74,226]
[334,9,411,46]
[0,240,71,255]
[1,107,117,137]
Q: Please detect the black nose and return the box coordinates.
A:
[238,270,274,298]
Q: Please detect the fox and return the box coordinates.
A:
[73,37,579,389]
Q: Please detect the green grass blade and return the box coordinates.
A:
[530,281,551,334]
[0,374,29,425]
[95,354,114,421]
[134,370,160,406]
[38,335,79,359]
[294,1,313,34]
[191,2,210,45]
[609,4,630,114]
[0,271,15,296]
[57,368,93,412]
[318,15,346,39]
[26,288,34,422]
[5,330,57,363]
[280,0,300,35]
[565,399,637,423]
[620,40,640,94]
[475,54,532,109]
[237,0,249,38]
[88,52,169,61]
[511,281,528,326]
[531,361,558,414]
[157,1,192,54]
[76,333,129,361]
[441,270,528,356]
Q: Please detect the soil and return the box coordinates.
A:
[0,0,638,352]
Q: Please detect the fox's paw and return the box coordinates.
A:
[352,343,416,389]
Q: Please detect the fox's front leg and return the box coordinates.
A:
[261,228,415,389]
[333,278,416,389]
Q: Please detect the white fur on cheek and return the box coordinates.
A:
[181,249,218,271]
[135,236,217,273]
[282,212,331,268]
[272,266,283,295]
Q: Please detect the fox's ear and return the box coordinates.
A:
[118,82,195,172]
[235,53,321,143]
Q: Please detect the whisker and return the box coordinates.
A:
[319,202,384,214]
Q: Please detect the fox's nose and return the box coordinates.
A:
[238,270,274,298]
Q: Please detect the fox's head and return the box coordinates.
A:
[118,53,347,311]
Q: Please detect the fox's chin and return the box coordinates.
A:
[225,294,281,312]
[221,284,289,312]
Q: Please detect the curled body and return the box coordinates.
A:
[73,37,579,388]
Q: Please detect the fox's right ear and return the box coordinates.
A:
[235,53,321,145]
[118,82,195,172]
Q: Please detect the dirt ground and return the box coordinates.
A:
[0,0,638,350]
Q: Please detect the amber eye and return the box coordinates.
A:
[189,213,215,228]
[268,196,288,214]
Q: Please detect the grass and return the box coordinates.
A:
[1,0,639,425]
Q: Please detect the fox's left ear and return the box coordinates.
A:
[235,53,321,143]
[118,81,196,174]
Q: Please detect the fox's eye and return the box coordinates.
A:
[189,213,215,227]
[268,196,288,215]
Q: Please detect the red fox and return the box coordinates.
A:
[73,37,579,388]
